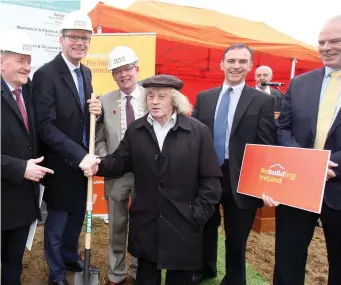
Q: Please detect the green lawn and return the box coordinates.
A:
[161,232,269,285]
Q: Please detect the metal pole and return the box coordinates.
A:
[96,25,102,34]
[290,58,297,78]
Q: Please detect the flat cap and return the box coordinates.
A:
[142,74,183,90]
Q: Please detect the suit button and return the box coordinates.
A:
[158,212,163,217]
[28,145,32,150]
[153,154,158,160]
[157,184,162,190]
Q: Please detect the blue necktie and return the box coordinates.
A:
[214,87,233,166]
[74,68,87,148]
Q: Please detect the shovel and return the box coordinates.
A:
[75,92,100,285]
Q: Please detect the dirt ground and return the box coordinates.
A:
[22,218,328,285]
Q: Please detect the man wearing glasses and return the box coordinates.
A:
[32,10,101,285]
[95,46,143,285]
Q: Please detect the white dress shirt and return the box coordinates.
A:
[214,81,245,159]
[256,85,271,94]
[147,112,177,151]
[120,86,142,129]
[61,52,80,92]
[5,81,26,111]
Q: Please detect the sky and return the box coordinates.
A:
[80,0,339,47]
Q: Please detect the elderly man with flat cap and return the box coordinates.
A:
[80,74,222,285]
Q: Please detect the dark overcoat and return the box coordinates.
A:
[98,114,222,270]
[1,77,41,230]
[32,53,92,211]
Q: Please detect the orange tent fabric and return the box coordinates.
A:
[88,1,322,103]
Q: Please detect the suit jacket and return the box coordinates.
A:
[1,77,41,230]
[95,86,145,198]
[192,85,277,209]
[277,67,341,210]
[32,53,93,212]
[270,88,284,112]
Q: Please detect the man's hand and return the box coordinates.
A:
[24,156,54,182]
[87,94,102,117]
[327,160,338,181]
[79,154,101,177]
[262,194,280,207]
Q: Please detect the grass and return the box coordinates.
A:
[161,232,269,285]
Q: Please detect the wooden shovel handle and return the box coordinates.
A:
[85,92,97,249]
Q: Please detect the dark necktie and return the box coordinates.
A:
[213,87,233,165]
[74,68,87,147]
[126,95,135,127]
[12,89,29,133]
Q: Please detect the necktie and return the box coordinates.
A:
[126,95,135,127]
[314,70,341,149]
[214,87,233,165]
[12,89,29,133]
[74,68,87,147]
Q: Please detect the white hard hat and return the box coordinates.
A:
[60,10,93,33]
[0,29,32,56]
[108,46,139,70]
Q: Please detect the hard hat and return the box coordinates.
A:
[60,10,93,33]
[107,46,139,70]
[0,29,32,56]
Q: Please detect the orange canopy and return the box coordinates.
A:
[89,1,322,103]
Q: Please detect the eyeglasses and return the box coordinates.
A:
[63,35,91,43]
[112,65,135,75]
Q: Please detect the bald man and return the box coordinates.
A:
[254,66,283,112]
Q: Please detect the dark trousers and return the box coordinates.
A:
[274,203,341,285]
[202,160,257,285]
[1,224,31,285]
[136,258,193,285]
[44,207,85,281]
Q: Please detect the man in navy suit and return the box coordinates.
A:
[192,44,276,285]
[33,11,101,285]
[263,15,341,285]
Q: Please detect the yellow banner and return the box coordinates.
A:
[82,33,156,217]
[83,32,156,96]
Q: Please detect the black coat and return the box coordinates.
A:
[32,53,92,212]
[1,77,41,230]
[192,85,277,209]
[270,88,284,112]
[97,114,222,270]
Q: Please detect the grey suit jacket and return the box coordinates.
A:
[95,86,145,198]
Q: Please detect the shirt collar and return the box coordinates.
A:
[255,85,271,94]
[120,85,140,100]
[222,81,245,93]
[147,112,177,127]
[324,66,341,78]
[4,80,22,93]
[61,52,80,73]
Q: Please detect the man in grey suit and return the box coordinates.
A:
[254,65,283,112]
[96,46,143,285]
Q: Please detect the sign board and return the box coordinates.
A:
[237,144,330,213]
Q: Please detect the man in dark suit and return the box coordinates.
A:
[1,30,54,285]
[262,15,341,285]
[32,11,101,285]
[192,44,276,285]
[254,65,283,112]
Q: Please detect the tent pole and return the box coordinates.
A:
[96,25,102,34]
[290,58,297,78]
